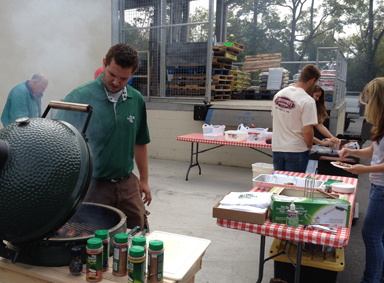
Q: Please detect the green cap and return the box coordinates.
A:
[129,245,145,257]
[95,230,109,240]
[132,236,146,247]
[87,238,102,249]
[114,233,128,244]
[149,240,163,251]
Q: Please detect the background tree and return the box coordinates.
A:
[336,0,384,86]
[274,0,346,75]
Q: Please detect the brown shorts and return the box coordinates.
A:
[84,173,149,230]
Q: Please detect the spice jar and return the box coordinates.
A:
[95,229,110,271]
[132,236,147,252]
[132,236,147,276]
[112,233,128,276]
[128,245,146,283]
[69,246,83,276]
[148,240,164,283]
[86,238,103,282]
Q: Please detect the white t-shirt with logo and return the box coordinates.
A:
[271,86,318,152]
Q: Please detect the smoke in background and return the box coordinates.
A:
[0,0,111,116]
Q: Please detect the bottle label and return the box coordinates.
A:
[148,252,164,281]
[102,241,109,270]
[157,252,164,281]
[86,251,102,280]
[128,257,145,282]
[287,211,297,218]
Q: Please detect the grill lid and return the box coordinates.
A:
[0,102,93,243]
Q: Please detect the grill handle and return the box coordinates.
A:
[42,101,93,135]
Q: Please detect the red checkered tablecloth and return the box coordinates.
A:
[216,171,358,247]
[177,133,272,149]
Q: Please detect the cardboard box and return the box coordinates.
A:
[270,194,351,227]
[212,192,268,224]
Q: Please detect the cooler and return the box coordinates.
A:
[270,238,345,283]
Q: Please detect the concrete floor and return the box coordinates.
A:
[133,116,370,283]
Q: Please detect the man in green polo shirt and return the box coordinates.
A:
[55,43,151,230]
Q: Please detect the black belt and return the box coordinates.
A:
[95,172,131,183]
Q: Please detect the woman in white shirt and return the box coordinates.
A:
[339,78,384,283]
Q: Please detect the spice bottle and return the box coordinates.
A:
[69,246,83,276]
[132,236,147,252]
[286,200,299,228]
[95,229,110,271]
[112,233,128,276]
[148,240,164,283]
[86,238,103,282]
[132,236,147,275]
[128,245,146,283]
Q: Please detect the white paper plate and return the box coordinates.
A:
[332,183,355,194]
[331,161,352,169]
[145,231,211,280]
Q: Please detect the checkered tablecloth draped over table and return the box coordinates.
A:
[177,133,272,149]
[216,172,358,247]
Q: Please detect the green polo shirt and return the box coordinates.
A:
[54,76,150,179]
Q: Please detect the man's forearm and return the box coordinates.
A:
[134,144,149,183]
[303,125,314,149]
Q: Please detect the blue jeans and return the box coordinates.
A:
[272,151,310,173]
[361,183,384,283]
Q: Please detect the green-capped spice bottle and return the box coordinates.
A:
[128,245,146,283]
[148,240,164,283]
[132,236,147,252]
[95,229,110,271]
[86,238,103,282]
[112,233,128,276]
[132,236,147,276]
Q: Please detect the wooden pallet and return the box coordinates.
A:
[212,57,233,65]
[242,53,282,72]
[212,80,232,85]
[213,51,237,61]
[223,42,244,51]
[213,46,240,56]
[211,94,231,101]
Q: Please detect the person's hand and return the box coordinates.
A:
[343,164,366,175]
[321,139,333,147]
[338,148,350,160]
[329,137,340,144]
[139,181,152,205]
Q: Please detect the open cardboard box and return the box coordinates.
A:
[212,191,269,225]
[270,187,345,200]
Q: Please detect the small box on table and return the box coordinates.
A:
[212,192,268,225]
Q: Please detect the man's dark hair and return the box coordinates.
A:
[105,43,139,72]
[299,64,321,83]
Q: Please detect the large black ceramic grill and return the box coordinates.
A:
[0,118,90,243]
[0,101,127,266]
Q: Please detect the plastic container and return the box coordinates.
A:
[69,246,83,276]
[252,163,274,187]
[224,130,246,142]
[95,229,110,272]
[128,246,146,283]
[202,124,225,139]
[148,240,164,283]
[246,128,268,142]
[112,233,129,276]
[253,174,324,190]
[86,238,103,282]
[270,238,344,283]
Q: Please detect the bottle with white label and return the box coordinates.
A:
[286,200,299,228]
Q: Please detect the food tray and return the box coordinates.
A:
[253,174,324,190]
